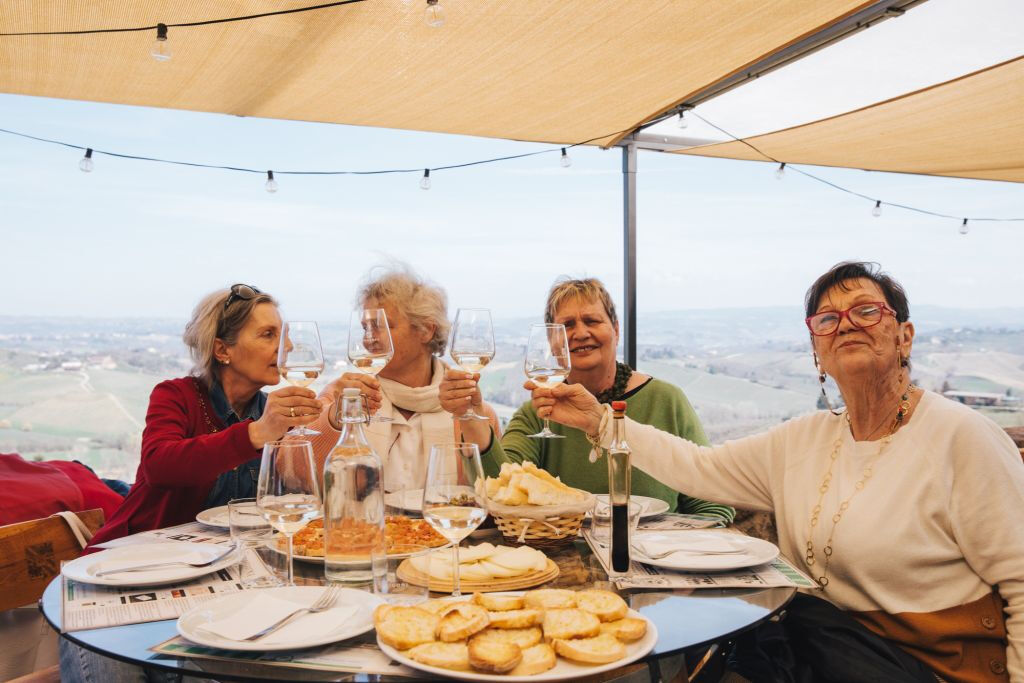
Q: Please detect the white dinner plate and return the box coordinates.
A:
[177,586,383,651]
[384,489,424,513]
[61,543,241,587]
[377,593,658,682]
[592,495,670,519]
[632,531,779,572]
[196,503,263,529]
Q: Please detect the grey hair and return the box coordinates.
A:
[182,287,277,388]
[356,264,449,356]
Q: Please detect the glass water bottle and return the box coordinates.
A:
[607,400,632,575]
[323,387,385,583]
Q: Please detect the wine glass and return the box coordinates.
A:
[422,443,486,597]
[524,323,571,439]
[278,321,325,436]
[449,308,495,421]
[256,440,321,586]
[348,308,394,423]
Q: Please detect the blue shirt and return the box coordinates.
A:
[203,382,267,508]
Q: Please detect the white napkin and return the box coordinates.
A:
[197,593,359,644]
[635,534,739,556]
[89,545,219,576]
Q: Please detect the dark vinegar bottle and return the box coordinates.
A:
[607,400,631,575]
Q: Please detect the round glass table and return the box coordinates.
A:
[42,531,795,681]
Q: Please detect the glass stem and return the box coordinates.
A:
[451,542,461,597]
[286,532,294,586]
[543,417,552,434]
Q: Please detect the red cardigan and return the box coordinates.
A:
[88,376,260,548]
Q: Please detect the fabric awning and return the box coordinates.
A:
[674,55,1024,183]
[0,0,876,147]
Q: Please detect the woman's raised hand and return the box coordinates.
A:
[248,386,322,448]
[321,372,383,412]
[525,381,605,436]
[440,368,483,417]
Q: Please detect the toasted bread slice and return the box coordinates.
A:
[600,617,648,642]
[468,638,522,673]
[553,633,627,664]
[376,606,439,650]
[470,626,542,649]
[487,608,544,629]
[436,603,490,642]
[472,592,525,611]
[509,643,558,676]
[373,604,396,624]
[419,598,468,615]
[542,608,601,641]
[406,641,470,671]
[575,589,629,622]
[524,588,577,610]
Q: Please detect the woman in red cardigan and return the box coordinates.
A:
[87,284,323,547]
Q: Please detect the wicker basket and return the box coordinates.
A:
[487,493,596,549]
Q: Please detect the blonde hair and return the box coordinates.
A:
[357,264,449,356]
[182,286,277,388]
[545,277,618,327]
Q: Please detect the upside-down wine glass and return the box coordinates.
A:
[256,440,321,587]
[449,308,495,421]
[422,443,486,597]
[524,322,571,439]
[277,321,325,436]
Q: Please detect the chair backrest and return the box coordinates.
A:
[0,509,105,611]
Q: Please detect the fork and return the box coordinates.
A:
[94,543,238,576]
[630,543,745,560]
[244,585,341,641]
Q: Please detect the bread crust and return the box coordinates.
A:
[375,606,439,650]
[575,589,629,622]
[487,608,544,629]
[472,592,525,611]
[542,608,601,641]
[509,643,558,676]
[524,588,577,610]
[436,603,490,642]
[470,626,543,649]
[553,633,627,664]
[467,639,522,673]
[600,617,648,642]
[406,641,470,670]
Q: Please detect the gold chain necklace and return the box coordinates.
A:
[805,385,914,589]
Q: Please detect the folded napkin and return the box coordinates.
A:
[635,534,739,556]
[197,593,359,644]
[90,545,220,576]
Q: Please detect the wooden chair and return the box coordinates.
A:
[0,509,105,681]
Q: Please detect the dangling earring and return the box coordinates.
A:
[814,352,841,416]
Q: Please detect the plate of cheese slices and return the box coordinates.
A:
[375,588,657,681]
[397,542,558,593]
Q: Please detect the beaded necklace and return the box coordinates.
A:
[191,377,220,434]
[593,362,633,404]
[805,384,915,589]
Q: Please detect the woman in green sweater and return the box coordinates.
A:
[439,277,733,521]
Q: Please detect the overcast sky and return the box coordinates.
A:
[1,0,1022,324]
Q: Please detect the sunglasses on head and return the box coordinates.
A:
[223,283,262,311]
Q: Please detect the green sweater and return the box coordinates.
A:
[482,378,735,521]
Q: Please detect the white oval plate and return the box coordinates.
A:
[178,586,383,652]
[61,543,241,587]
[377,593,658,682]
[592,495,670,519]
[633,531,779,571]
[384,489,424,513]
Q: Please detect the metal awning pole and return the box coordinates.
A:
[622,143,637,368]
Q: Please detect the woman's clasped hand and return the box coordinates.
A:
[247,386,323,448]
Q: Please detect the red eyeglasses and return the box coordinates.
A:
[805,302,895,336]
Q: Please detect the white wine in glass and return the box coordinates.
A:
[278,321,325,436]
[525,323,571,439]
[450,308,495,421]
[256,440,321,586]
[422,443,486,597]
[348,308,395,422]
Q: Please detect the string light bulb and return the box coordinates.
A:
[424,0,445,27]
[872,200,882,217]
[151,23,171,62]
[775,162,786,180]
[560,148,572,168]
[420,169,431,190]
[265,170,278,193]
[959,218,969,235]
[676,111,689,129]
[78,148,94,173]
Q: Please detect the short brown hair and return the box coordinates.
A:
[545,277,618,327]
[804,261,910,322]
[183,286,277,388]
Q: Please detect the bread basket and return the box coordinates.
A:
[486,492,596,549]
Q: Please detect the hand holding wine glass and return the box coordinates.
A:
[278,321,325,436]
[256,440,321,586]
[524,323,571,438]
[449,308,495,421]
[422,443,486,597]
[348,309,394,423]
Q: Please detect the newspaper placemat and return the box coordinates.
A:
[583,529,816,590]
[60,556,276,632]
[152,634,422,677]
[92,521,234,550]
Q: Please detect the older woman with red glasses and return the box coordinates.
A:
[530,262,1024,682]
